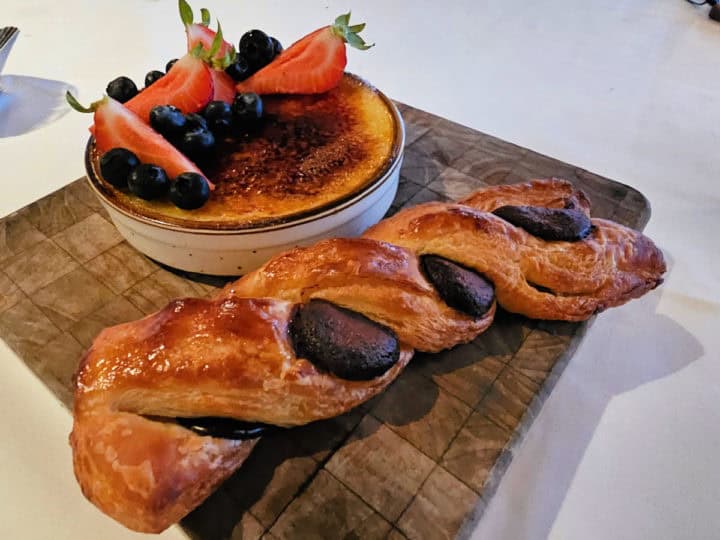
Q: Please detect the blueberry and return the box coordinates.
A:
[149,105,186,139]
[184,112,208,132]
[128,164,170,200]
[145,70,165,87]
[232,92,263,124]
[239,29,275,71]
[179,128,215,160]
[225,56,252,82]
[270,37,283,58]
[203,100,234,134]
[99,148,139,188]
[165,58,178,72]
[170,172,210,210]
[106,76,138,103]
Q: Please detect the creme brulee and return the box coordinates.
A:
[89,74,397,230]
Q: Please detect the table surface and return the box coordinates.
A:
[1,1,719,540]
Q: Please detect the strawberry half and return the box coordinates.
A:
[235,13,372,95]
[123,53,214,123]
[180,0,235,67]
[179,0,236,102]
[186,24,235,64]
[66,92,214,189]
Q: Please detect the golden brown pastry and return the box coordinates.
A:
[365,179,665,320]
[70,179,664,532]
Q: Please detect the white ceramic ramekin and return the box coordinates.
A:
[84,91,404,276]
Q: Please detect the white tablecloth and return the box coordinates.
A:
[1,1,718,539]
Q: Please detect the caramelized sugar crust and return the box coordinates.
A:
[91,74,397,229]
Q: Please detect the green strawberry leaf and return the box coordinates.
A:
[179,0,193,26]
[66,91,105,113]
[200,8,211,26]
[208,21,223,59]
[345,32,372,51]
[335,12,351,27]
[331,12,374,50]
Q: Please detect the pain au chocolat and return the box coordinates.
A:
[87,74,398,229]
[70,179,664,533]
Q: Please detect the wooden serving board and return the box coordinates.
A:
[0,103,650,540]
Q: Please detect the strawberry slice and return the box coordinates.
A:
[235,13,372,95]
[186,23,235,63]
[66,92,214,189]
[124,53,214,123]
[180,0,235,66]
[179,1,236,103]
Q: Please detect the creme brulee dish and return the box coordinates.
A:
[73,10,404,275]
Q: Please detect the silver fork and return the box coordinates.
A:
[0,27,19,82]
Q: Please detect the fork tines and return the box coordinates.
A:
[0,27,19,50]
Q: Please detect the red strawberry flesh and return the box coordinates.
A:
[210,69,236,103]
[124,53,214,122]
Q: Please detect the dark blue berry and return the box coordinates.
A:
[271,37,283,58]
[225,56,252,82]
[106,76,138,103]
[145,70,165,87]
[99,148,139,188]
[170,172,210,210]
[128,164,170,200]
[232,93,263,123]
[203,101,234,134]
[165,58,178,72]
[149,105,186,139]
[184,113,208,132]
[239,30,275,71]
[179,128,215,160]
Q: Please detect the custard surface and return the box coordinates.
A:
[91,74,398,229]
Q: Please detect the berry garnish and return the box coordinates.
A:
[236,13,372,95]
[149,105,187,140]
[184,112,208,132]
[203,100,233,134]
[232,92,263,123]
[181,0,236,67]
[170,172,210,210]
[145,70,165,87]
[239,30,275,71]
[106,76,138,103]
[66,92,213,188]
[179,128,215,161]
[99,148,140,188]
[225,56,252,82]
[271,37,283,57]
[166,58,178,72]
[128,164,170,200]
[124,53,214,123]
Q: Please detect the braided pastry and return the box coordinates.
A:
[70,179,664,532]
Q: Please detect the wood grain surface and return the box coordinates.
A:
[0,102,650,540]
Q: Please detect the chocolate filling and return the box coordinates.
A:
[289,299,401,381]
[177,417,275,440]
[421,255,495,317]
[492,205,593,241]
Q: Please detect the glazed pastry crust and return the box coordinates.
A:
[70,178,664,532]
[365,180,665,320]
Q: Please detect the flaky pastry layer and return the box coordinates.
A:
[71,179,664,532]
